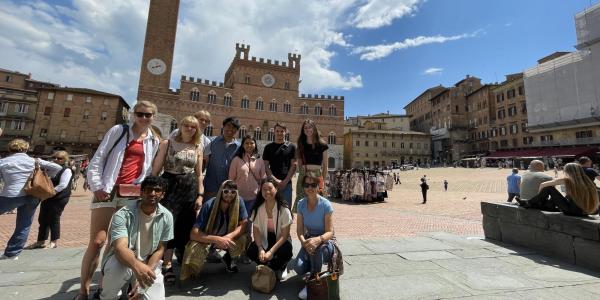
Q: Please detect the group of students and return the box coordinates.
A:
[509,156,600,217]
[57,101,337,299]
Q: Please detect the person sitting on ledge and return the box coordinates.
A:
[180,180,248,280]
[517,162,599,217]
[517,160,553,204]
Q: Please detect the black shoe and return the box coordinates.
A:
[91,288,102,300]
[222,253,238,273]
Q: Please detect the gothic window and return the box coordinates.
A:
[269,99,277,112]
[241,96,249,109]
[204,124,213,136]
[190,88,200,101]
[245,75,251,84]
[301,103,309,115]
[283,101,291,113]
[268,128,274,141]
[207,91,217,104]
[314,104,322,116]
[254,127,262,140]
[256,98,264,110]
[239,126,247,139]
[328,105,337,116]
[224,93,232,106]
[328,132,336,144]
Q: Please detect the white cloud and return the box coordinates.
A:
[352,31,481,61]
[0,0,366,104]
[423,67,443,75]
[349,0,423,29]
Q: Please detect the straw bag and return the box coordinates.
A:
[251,265,276,294]
[24,160,56,201]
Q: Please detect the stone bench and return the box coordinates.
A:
[481,201,600,271]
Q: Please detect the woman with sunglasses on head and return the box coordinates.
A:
[151,115,204,284]
[294,175,335,300]
[75,101,161,300]
[293,119,328,212]
[26,151,73,250]
[247,177,293,280]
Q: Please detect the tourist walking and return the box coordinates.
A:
[293,120,329,212]
[420,178,429,204]
[0,139,62,260]
[203,117,241,199]
[151,115,204,283]
[247,178,293,280]
[294,175,335,300]
[26,151,73,250]
[75,101,161,300]
[262,123,297,208]
[443,179,448,191]
[506,168,521,203]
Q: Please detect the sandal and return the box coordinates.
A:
[25,242,46,250]
[164,267,176,284]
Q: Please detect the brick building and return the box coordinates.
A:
[0,68,57,152]
[31,87,129,155]
[136,0,345,168]
[343,113,430,169]
[465,84,497,153]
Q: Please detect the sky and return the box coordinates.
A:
[0,0,598,117]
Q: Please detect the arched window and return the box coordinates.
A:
[254,127,262,140]
[224,93,232,106]
[269,99,277,112]
[190,88,200,101]
[328,105,337,116]
[268,128,274,141]
[238,126,247,139]
[207,90,217,104]
[328,132,336,144]
[256,98,264,110]
[241,96,249,109]
[300,103,309,115]
[204,124,213,136]
[314,104,322,116]
[283,101,291,113]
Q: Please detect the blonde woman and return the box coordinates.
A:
[521,162,599,216]
[75,101,161,300]
[26,151,73,249]
[0,139,62,260]
[152,115,204,283]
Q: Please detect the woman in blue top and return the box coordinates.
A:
[294,175,335,300]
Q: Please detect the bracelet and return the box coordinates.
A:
[197,193,203,197]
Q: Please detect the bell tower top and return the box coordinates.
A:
[137,0,180,96]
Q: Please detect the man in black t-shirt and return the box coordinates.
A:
[263,123,297,207]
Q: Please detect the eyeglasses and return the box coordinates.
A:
[222,189,237,195]
[303,183,319,189]
[134,112,154,118]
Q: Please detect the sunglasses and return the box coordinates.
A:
[303,183,319,188]
[222,189,237,195]
[134,112,154,118]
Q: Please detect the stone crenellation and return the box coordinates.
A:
[235,43,300,70]
[300,94,344,101]
[180,75,225,87]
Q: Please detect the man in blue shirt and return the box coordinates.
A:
[507,168,521,202]
[203,117,241,198]
[180,181,248,279]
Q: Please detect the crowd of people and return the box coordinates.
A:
[0,101,338,300]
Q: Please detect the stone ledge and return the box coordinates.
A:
[481,201,600,272]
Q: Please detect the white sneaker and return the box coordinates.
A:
[278,268,288,281]
[298,286,307,300]
[0,255,18,260]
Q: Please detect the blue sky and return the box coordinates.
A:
[0,0,598,117]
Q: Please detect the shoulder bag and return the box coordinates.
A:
[24,159,56,201]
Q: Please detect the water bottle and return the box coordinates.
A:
[137,259,163,295]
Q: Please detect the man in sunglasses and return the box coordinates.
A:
[181,180,248,277]
[100,176,174,300]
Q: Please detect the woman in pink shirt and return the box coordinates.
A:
[229,135,266,215]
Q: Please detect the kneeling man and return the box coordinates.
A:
[181,180,248,280]
[101,176,174,300]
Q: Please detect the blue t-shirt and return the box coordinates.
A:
[297,196,333,236]
[193,197,248,236]
[203,136,240,193]
[507,173,521,194]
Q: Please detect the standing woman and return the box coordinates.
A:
[229,135,266,219]
[294,175,335,300]
[294,120,328,212]
[152,115,204,283]
[247,178,293,278]
[26,151,73,249]
[0,139,62,260]
[75,101,160,300]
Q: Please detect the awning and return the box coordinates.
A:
[485,146,598,159]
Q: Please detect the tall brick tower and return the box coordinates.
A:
[137,0,180,98]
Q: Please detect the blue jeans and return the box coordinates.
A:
[294,240,333,275]
[281,182,293,208]
[0,195,40,257]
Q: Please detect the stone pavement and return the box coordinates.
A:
[2,232,600,300]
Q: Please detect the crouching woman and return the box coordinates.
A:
[247,177,293,278]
